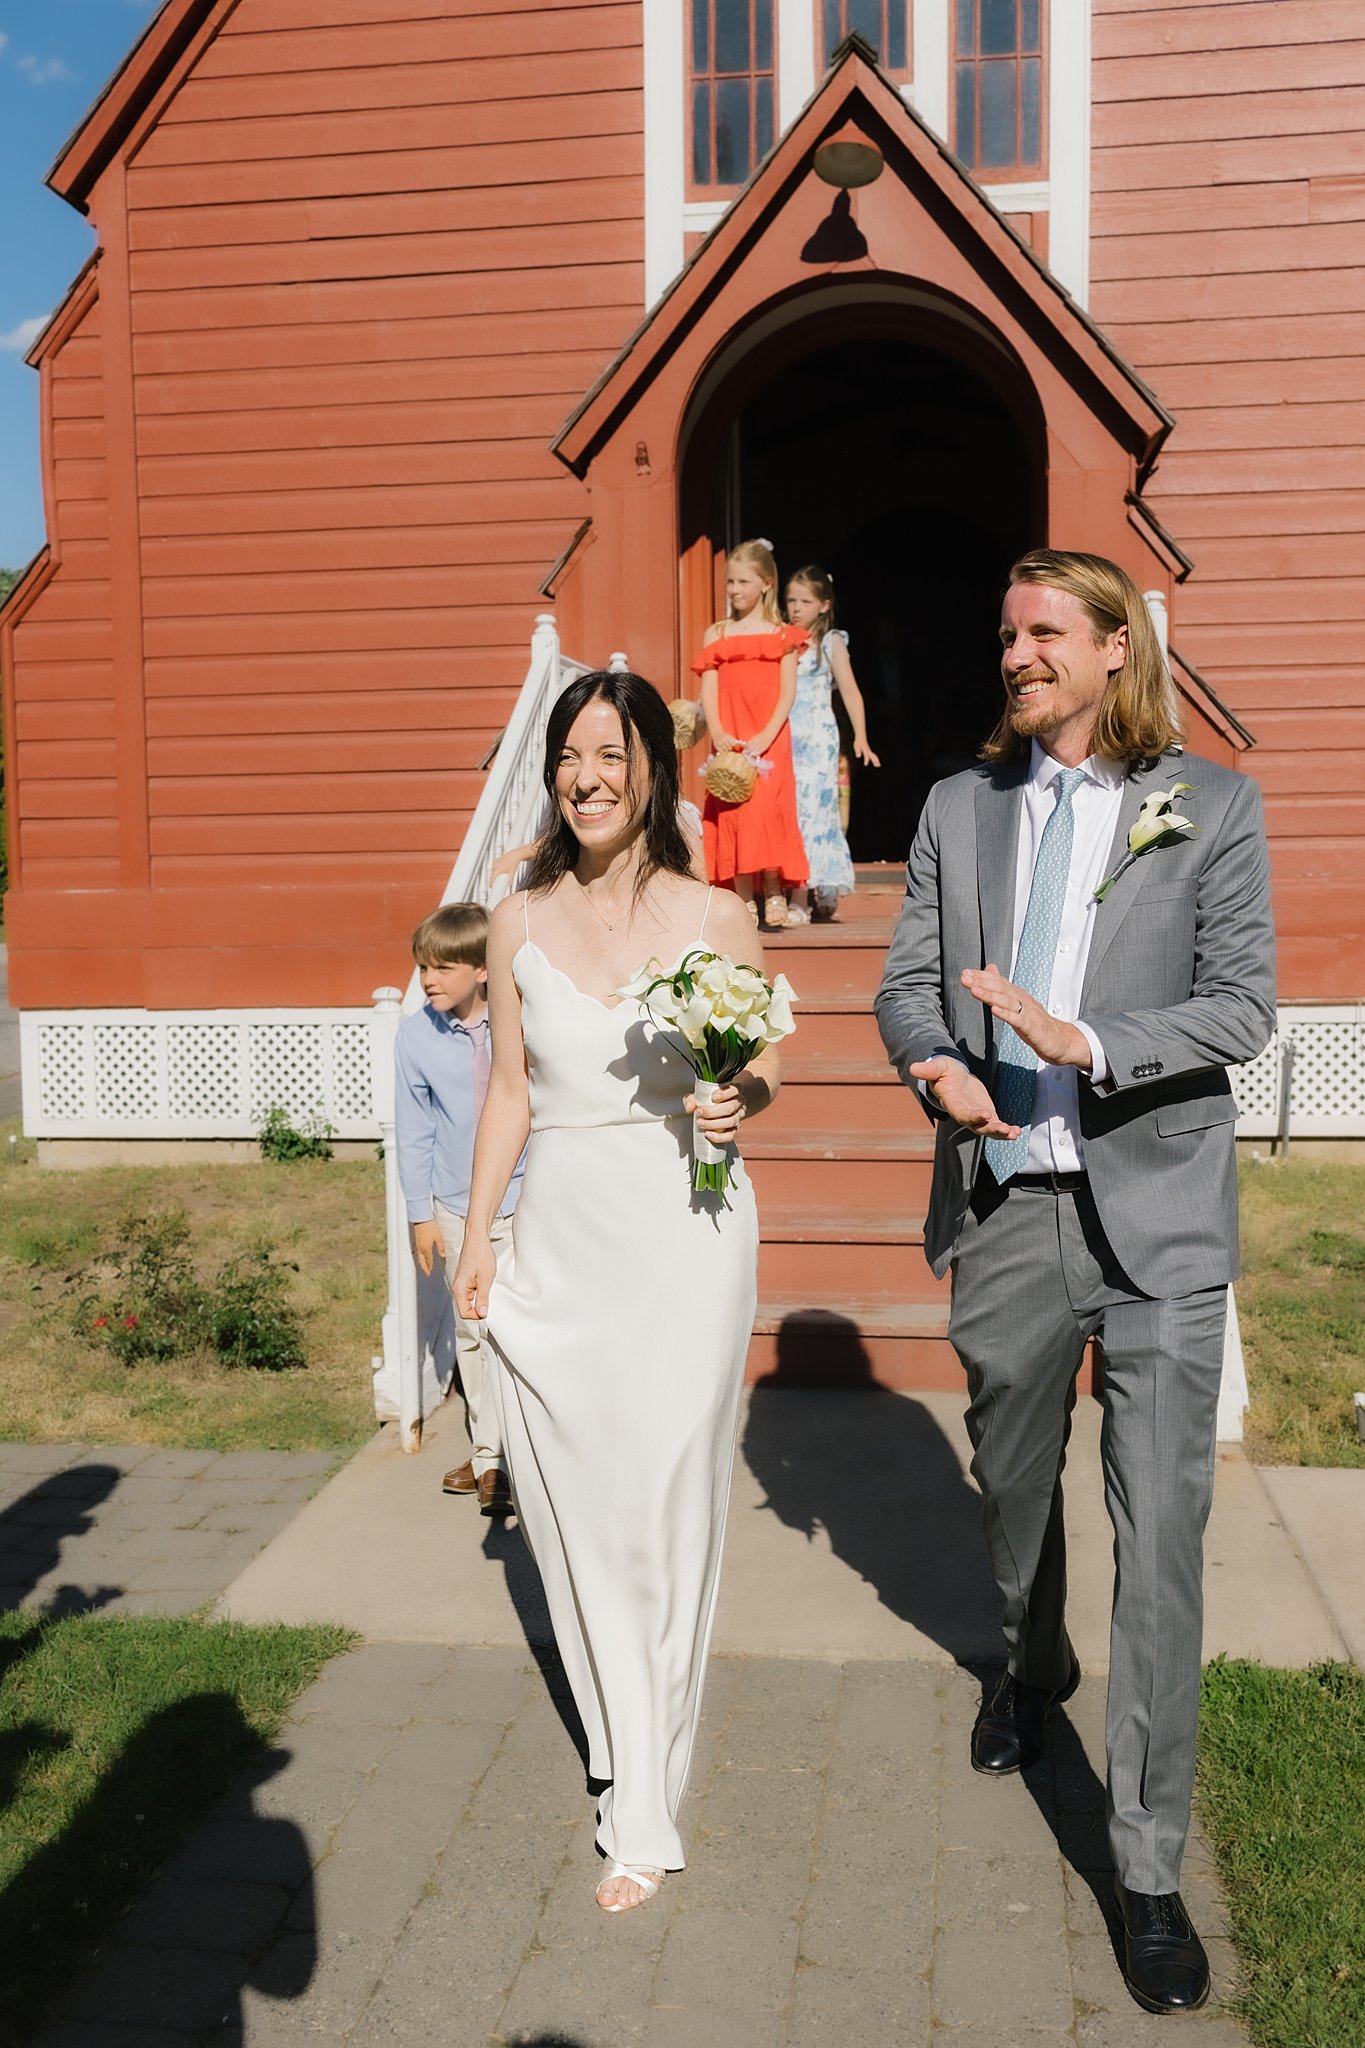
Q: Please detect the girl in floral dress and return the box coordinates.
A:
[784,565,880,923]
[693,539,809,929]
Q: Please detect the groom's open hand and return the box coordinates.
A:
[907,1056,1021,1140]
[961,964,1094,1071]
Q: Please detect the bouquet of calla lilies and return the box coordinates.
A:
[615,948,797,1194]
[1094,783,1197,903]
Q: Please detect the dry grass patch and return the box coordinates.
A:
[1237,1157,1365,1469]
[0,1124,381,1451]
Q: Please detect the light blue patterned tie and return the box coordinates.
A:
[983,767,1086,1185]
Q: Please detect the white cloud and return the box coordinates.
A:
[17,55,77,85]
[0,34,8,57]
[1,317,48,354]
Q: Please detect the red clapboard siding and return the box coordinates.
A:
[199,6,640,77]
[1094,42,1365,101]
[1094,0,1365,972]
[1097,0,1364,57]
[140,477,583,538]
[145,687,514,737]
[132,304,633,377]
[136,354,609,419]
[143,521,577,577]
[138,85,641,171]
[16,702,118,742]
[165,49,641,127]
[133,391,589,456]
[129,176,642,253]
[144,646,537,698]
[129,133,643,211]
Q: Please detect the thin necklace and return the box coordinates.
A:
[577,877,632,932]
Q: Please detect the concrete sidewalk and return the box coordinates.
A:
[21,1392,1363,2045]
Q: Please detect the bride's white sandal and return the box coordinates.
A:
[595,1861,663,1913]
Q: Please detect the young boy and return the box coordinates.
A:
[394,903,524,1511]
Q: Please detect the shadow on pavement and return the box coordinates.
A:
[743,1311,1002,1663]
[0,1693,315,2043]
[0,1463,124,1618]
[480,1514,593,1783]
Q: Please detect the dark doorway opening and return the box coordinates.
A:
[682,327,1043,860]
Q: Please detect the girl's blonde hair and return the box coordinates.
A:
[981,548,1183,767]
[788,563,834,654]
[725,538,784,627]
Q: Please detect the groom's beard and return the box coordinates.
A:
[1005,671,1062,738]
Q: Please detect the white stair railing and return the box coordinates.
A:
[371,615,609,1450]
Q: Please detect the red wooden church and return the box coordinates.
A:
[2,0,1362,1379]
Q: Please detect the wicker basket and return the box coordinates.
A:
[703,749,759,805]
[668,697,708,751]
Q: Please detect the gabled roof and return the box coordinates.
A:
[554,36,1173,480]
[48,0,223,213]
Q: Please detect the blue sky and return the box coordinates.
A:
[0,0,160,571]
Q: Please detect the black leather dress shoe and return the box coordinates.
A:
[970,1658,1081,1774]
[1114,1880,1210,2014]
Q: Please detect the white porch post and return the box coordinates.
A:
[371,984,423,1452]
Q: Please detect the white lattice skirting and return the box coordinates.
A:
[16,1002,1365,1141]
[19,1008,380,1139]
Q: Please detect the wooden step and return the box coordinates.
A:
[744,1123,934,1207]
[745,1300,959,1390]
[759,1237,944,1299]
[784,1008,886,1063]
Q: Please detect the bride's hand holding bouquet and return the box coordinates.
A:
[615,947,797,1193]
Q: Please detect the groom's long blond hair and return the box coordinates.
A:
[981,549,1183,767]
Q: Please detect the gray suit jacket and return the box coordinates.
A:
[874,749,1276,1297]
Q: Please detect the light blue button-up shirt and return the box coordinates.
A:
[394,1003,524,1225]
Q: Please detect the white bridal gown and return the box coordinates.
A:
[487,890,758,1872]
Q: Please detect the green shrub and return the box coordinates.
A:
[257,1104,335,1162]
[206,1248,306,1372]
[76,1211,307,1372]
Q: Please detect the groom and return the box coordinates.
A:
[875,549,1275,2016]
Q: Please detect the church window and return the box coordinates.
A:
[821,2,910,79]
[689,0,778,191]
[953,0,1045,177]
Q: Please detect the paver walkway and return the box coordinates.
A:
[10,1391,1360,2045]
[34,1646,1248,2048]
[0,1441,340,1617]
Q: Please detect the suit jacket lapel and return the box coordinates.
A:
[1081,756,1166,994]
[975,763,1026,971]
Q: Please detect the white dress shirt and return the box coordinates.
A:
[1012,741,1123,1171]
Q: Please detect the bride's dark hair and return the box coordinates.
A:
[522,670,693,899]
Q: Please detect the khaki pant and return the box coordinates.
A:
[434,1201,514,1478]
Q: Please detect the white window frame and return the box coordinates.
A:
[645,0,1091,308]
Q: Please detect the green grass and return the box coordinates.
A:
[1198,1659,1365,2048]
[0,1609,353,2046]
[1237,1160,1365,1467]
[0,1118,384,1452]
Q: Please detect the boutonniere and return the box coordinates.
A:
[1093,783,1197,902]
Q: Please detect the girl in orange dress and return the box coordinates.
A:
[692,539,809,929]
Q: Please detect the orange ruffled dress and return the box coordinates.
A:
[692,626,809,889]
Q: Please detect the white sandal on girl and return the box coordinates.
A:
[763,893,789,928]
[595,1861,663,1913]
[784,901,810,925]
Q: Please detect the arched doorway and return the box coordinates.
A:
[679,302,1046,859]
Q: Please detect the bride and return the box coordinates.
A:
[453,668,782,1913]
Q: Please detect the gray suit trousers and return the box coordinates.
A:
[949,1179,1225,1895]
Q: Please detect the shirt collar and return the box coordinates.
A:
[425,1004,488,1038]
[1028,738,1125,793]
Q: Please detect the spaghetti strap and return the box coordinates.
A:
[523,892,531,946]
[698,885,714,943]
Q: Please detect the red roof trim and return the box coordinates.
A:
[554,39,1172,476]
[47,0,229,214]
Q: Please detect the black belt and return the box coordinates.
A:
[1009,1170,1089,1193]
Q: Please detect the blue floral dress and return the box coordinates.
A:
[789,629,855,899]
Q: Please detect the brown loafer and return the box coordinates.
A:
[478,1468,514,1515]
[442,1459,477,1495]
